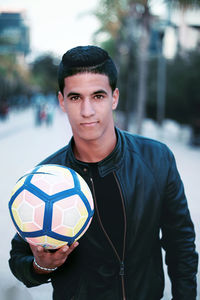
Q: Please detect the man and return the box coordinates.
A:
[9,45,198,300]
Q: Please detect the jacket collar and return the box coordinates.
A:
[65,127,125,177]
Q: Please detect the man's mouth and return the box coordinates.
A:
[80,121,98,127]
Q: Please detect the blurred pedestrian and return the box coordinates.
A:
[0,102,9,120]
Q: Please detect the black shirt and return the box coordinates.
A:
[89,163,124,258]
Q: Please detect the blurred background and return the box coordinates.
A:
[0,0,199,299]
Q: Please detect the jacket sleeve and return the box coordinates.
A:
[161,149,198,300]
[9,233,51,287]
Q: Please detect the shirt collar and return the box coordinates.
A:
[66,127,125,177]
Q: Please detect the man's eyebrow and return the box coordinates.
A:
[66,92,80,98]
[93,90,108,95]
[66,90,108,98]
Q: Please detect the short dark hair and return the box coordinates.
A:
[58,45,118,93]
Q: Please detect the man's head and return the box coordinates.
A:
[58,45,118,94]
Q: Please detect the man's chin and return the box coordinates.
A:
[80,135,99,142]
[77,130,101,142]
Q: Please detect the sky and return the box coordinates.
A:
[0,0,100,59]
[0,0,170,60]
[2,0,199,61]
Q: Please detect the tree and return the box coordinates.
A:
[93,0,200,133]
[0,54,31,108]
[31,54,59,95]
[93,0,158,132]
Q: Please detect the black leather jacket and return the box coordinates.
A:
[9,128,198,300]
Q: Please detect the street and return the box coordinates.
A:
[0,107,199,300]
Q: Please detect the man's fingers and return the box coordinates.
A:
[57,241,79,256]
[68,241,79,253]
[30,244,45,256]
[29,241,79,266]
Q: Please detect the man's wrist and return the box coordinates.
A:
[33,258,58,274]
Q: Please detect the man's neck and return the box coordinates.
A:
[73,131,117,163]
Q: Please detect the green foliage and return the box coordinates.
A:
[31,54,59,95]
[0,54,31,106]
[0,52,59,108]
[93,0,128,44]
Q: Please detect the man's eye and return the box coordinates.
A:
[94,94,104,100]
[70,96,80,101]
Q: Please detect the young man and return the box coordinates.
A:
[9,45,198,300]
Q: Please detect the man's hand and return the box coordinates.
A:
[29,242,79,274]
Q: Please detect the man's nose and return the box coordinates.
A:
[81,99,95,117]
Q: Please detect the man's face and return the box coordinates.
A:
[58,73,119,143]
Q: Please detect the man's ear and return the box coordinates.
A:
[58,91,66,112]
[112,88,119,110]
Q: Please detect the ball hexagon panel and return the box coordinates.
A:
[52,195,88,238]
[63,207,80,227]
[11,189,45,232]
[18,201,33,222]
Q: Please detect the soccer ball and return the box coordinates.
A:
[9,164,94,249]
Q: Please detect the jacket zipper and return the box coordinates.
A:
[113,172,127,300]
[90,172,127,300]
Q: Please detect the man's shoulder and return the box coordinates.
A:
[122,130,169,152]
[120,129,173,163]
[39,145,69,166]
[120,130,175,180]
